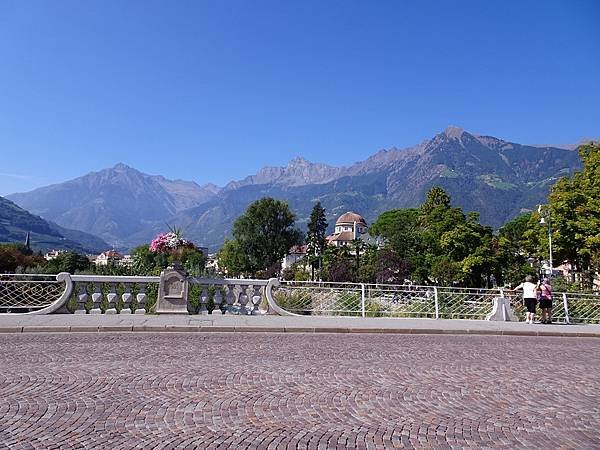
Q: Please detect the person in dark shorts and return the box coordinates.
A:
[514,275,538,324]
[538,278,553,324]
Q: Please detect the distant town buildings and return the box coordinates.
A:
[44,249,67,260]
[205,253,219,273]
[94,250,124,266]
[88,250,134,267]
[281,244,308,271]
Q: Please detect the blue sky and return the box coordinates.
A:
[0,0,599,195]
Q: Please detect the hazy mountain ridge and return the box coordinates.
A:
[224,157,342,190]
[7,163,219,247]
[0,196,110,253]
[7,128,584,251]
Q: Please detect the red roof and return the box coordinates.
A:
[328,231,355,242]
[288,244,307,254]
[100,250,123,259]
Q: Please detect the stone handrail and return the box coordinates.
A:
[0,273,288,316]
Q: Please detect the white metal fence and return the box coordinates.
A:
[273,281,600,324]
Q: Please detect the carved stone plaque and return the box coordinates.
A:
[156,268,189,314]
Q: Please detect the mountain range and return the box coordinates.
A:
[0,196,110,253]
[6,127,585,252]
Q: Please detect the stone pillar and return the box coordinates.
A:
[485,297,518,321]
[155,268,189,314]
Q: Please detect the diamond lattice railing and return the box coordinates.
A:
[564,293,600,324]
[364,284,437,318]
[435,287,496,319]
[273,282,363,316]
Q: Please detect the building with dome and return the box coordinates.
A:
[281,210,377,271]
[326,211,369,247]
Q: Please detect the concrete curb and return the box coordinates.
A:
[0,325,598,338]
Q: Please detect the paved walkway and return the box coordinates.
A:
[0,314,600,337]
[0,332,599,449]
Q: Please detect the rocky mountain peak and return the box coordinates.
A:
[288,156,311,167]
[112,162,134,172]
[444,125,465,139]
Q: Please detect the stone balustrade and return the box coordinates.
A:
[70,275,160,315]
[0,273,285,316]
[187,277,276,315]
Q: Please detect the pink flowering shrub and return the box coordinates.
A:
[149,231,194,254]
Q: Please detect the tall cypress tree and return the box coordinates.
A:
[306,202,328,280]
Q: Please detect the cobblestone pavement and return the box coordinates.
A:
[0,333,599,450]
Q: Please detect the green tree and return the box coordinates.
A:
[223,198,303,277]
[497,213,538,285]
[131,245,163,275]
[44,251,90,274]
[323,246,354,282]
[181,247,207,277]
[306,202,328,280]
[420,186,451,213]
[417,187,470,283]
[369,208,421,259]
[373,248,410,284]
[281,261,310,281]
[548,142,600,285]
[430,255,461,285]
[216,239,246,277]
[370,187,507,286]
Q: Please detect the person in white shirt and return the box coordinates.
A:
[514,275,538,324]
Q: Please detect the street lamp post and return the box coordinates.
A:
[538,205,553,277]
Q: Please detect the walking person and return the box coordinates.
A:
[538,278,553,324]
[514,275,538,324]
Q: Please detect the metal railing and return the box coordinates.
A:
[272,280,600,323]
[562,292,600,324]
[0,274,66,312]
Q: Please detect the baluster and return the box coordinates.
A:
[238,285,249,315]
[251,285,262,315]
[198,287,209,315]
[226,285,235,314]
[135,284,147,314]
[213,288,224,314]
[90,283,102,314]
[74,283,89,315]
[105,282,118,314]
[120,283,132,314]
